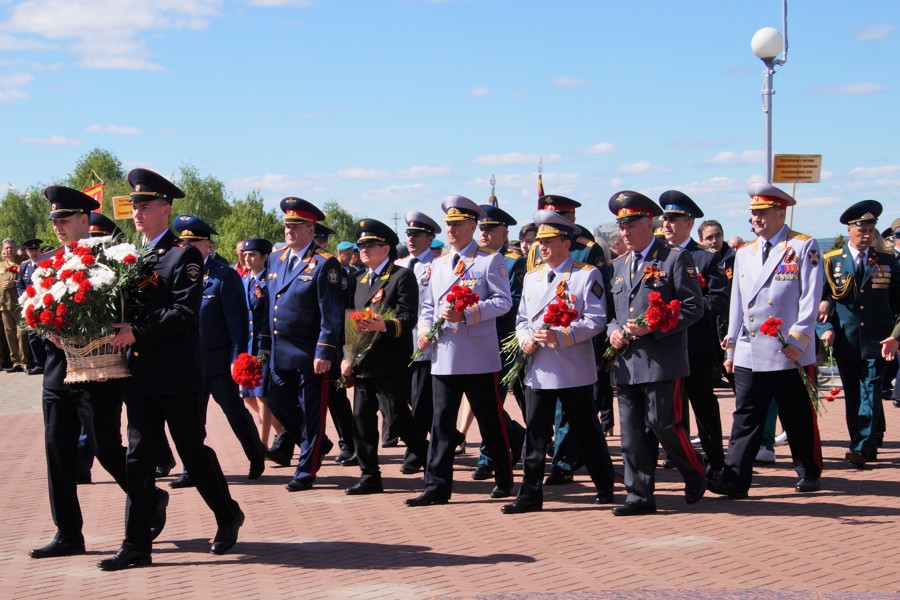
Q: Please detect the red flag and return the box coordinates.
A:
[82,183,103,213]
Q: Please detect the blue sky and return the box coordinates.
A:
[1,0,897,241]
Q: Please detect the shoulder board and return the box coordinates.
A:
[273,247,291,259]
[738,238,758,250]
[530,263,546,271]
[504,251,519,259]
[612,254,626,263]
[573,261,594,271]
[478,246,497,255]
[787,230,811,241]
[823,249,842,258]
[575,237,595,247]
[314,248,334,259]
[874,249,897,260]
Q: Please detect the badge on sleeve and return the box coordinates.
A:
[327,268,339,285]
[807,249,820,266]
[498,260,508,279]
[591,281,604,299]
[186,263,201,282]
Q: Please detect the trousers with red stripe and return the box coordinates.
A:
[617,378,706,506]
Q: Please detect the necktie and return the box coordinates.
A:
[547,270,556,284]
[289,254,298,271]
[762,241,772,264]
[370,270,379,289]
[451,254,460,270]
[408,257,419,270]
[856,252,866,282]
[631,252,642,279]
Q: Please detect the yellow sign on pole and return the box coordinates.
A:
[773,154,822,183]
[112,195,133,220]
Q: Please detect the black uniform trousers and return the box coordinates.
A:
[425,373,512,497]
[267,368,329,482]
[201,373,266,463]
[123,391,239,552]
[353,372,428,482]
[722,366,823,492]
[404,361,434,466]
[328,365,355,454]
[617,379,706,505]
[684,352,725,471]
[518,385,615,505]
[42,381,128,542]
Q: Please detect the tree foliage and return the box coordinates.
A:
[830,234,846,251]
[216,191,283,262]
[322,201,357,254]
[67,148,125,190]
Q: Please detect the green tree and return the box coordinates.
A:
[322,201,357,254]
[215,191,283,262]
[831,234,846,251]
[172,165,231,228]
[0,187,53,245]
[67,147,125,190]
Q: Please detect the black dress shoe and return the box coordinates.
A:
[266,448,293,467]
[210,509,245,555]
[544,471,573,485]
[26,367,44,375]
[345,480,384,495]
[5,365,24,373]
[471,464,494,480]
[845,450,867,468]
[169,473,195,489]
[155,461,176,478]
[595,487,615,504]
[405,491,450,506]
[706,477,748,499]
[29,537,85,559]
[248,455,265,480]
[76,474,92,485]
[795,478,820,493]
[611,501,657,516]
[286,478,314,492]
[685,479,706,505]
[334,448,355,463]
[319,437,334,460]
[894,399,900,408]
[150,489,169,541]
[340,454,359,467]
[490,485,512,499]
[501,498,542,514]
[382,438,399,448]
[399,463,422,475]
[97,548,152,570]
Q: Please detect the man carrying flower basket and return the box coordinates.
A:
[500,210,615,514]
[406,195,513,507]
[710,183,824,499]
[606,191,706,516]
[339,218,428,495]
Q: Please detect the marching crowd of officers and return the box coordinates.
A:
[13,167,900,569]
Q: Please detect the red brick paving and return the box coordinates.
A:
[2,372,899,599]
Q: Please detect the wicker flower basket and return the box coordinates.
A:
[61,334,131,383]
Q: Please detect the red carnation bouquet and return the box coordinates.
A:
[603,291,681,359]
[338,306,396,388]
[409,284,479,363]
[501,292,579,387]
[759,317,823,413]
[232,352,267,389]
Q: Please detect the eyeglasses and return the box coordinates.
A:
[357,242,387,250]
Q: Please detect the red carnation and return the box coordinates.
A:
[78,279,92,292]
[53,317,65,330]
[123,254,136,265]
[232,353,264,389]
[41,277,56,290]
[39,310,54,325]
[80,254,95,266]
[73,291,87,304]
[26,285,36,298]
[56,303,68,316]
[759,317,784,338]
[72,271,86,283]
[38,259,52,269]
[42,293,54,306]
[59,269,73,280]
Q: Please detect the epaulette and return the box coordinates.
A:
[787,230,811,241]
[273,246,291,261]
[823,249,842,259]
[575,237,595,247]
[612,254,627,262]
[873,249,896,259]
[504,251,520,259]
[530,263,547,271]
[478,245,497,255]
[573,261,594,271]
[738,238,757,250]
[315,248,334,259]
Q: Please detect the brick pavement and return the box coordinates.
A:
[2,370,899,599]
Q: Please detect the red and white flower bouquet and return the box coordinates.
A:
[19,236,146,382]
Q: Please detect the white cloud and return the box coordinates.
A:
[0,71,33,101]
[852,24,894,42]
[807,82,886,95]
[610,177,624,187]
[335,164,450,180]
[394,164,451,178]
[616,161,670,174]
[582,142,617,155]
[849,165,900,178]
[337,167,388,180]
[229,173,314,192]
[550,76,588,88]
[799,196,842,207]
[471,153,564,166]
[672,138,730,149]
[85,124,143,135]
[19,135,80,145]
[2,0,224,71]
[706,150,764,166]
[360,184,429,205]
[246,0,318,6]
[469,86,491,97]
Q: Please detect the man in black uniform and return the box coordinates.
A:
[28,187,166,560]
[101,169,243,570]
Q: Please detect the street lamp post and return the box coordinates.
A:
[751,26,786,183]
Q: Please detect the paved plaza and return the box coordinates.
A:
[2,371,899,599]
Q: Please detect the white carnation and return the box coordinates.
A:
[104,242,138,262]
[88,265,117,289]
[50,280,69,302]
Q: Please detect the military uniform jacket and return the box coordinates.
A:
[265,242,343,371]
[515,258,606,390]
[126,229,205,394]
[725,226,823,371]
[396,249,436,361]
[199,258,248,376]
[607,240,703,385]
[714,246,736,340]
[16,259,36,297]
[348,262,418,378]
[418,240,512,375]
[496,247,526,342]
[684,238,731,363]
[242,268,269,356]
[820,245,900,360]
[0,259,21,312]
